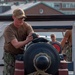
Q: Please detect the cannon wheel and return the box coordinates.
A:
[24,43,60,75]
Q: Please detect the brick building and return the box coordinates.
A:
[0,0,75,15]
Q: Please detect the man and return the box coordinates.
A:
[50,34,61,53]
[61,30,72,61]
[3,8,34,75]
[50,33,60,43]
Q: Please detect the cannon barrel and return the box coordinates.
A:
[24,36,61,75]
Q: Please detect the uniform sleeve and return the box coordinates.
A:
[3,27,16,43]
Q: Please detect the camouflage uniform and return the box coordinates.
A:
[64,44,72,61]
[61,30,72,61]
[3,52,15,75]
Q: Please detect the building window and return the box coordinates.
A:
[62,2,75,8]
[1,0,4,1]
[54,3,60,9]
[39,9,43,14]
[0,0,4,3]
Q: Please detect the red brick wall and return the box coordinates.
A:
[25,3,63,16]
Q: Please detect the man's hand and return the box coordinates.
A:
[25,33,34,44]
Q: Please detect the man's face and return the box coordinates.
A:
[51,36,56,41]
[14,16,25,27]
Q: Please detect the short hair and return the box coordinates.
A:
[50,34,56,38]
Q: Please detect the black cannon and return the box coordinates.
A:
[24,33,62,75]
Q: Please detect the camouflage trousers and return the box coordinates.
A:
[65,46,72,62]
[3,52,15,75]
